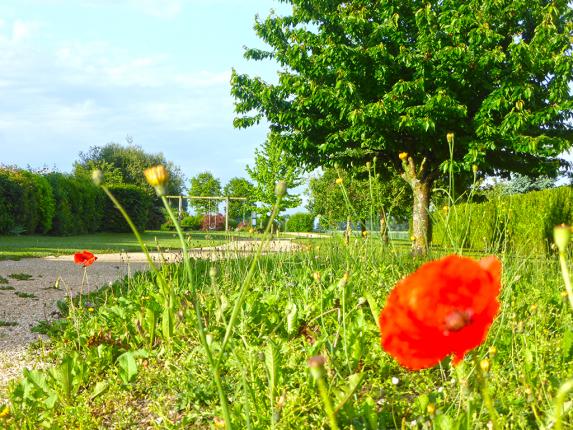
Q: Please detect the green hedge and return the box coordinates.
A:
[102,184,152,232]
[0,168,56,234]
[432,186,573,255]
[0,168,155,236]
[287,212,315,232]
[46,173,105,235]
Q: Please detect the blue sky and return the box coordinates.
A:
[0,0,289,191]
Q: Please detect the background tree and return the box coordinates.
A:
[308,166,411,230]
[246,133,304,215]
[189,171,222,215]
[74,140,185,195]
[74,140,186,229]
[223,177,257,221]
[232,0,573,254]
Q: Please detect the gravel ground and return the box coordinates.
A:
[0,239,303,401]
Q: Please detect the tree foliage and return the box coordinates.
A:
[246,134,304,214]
[74,141,185,196]
[223,177,257,220]
[232,0,573,253]
[189,171,222,215]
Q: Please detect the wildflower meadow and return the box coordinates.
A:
[0,1,572,429]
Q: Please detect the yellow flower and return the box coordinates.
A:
[488,346,497,356]
[0,405,9,419]
[446,132,455,145]
[88,307,94,313]
[472,164,479,174]
[312,272,321,282]
[144,165,169,196]
[362,230,369,238]
[335,177,343,185]
[442,205,449,212]
[480,358,491,373]
[427,403,436,415]
[399,152,408,161]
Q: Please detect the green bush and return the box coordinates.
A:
[102,184,151,232]
[181,215,203,231]
[432,185,573,254]
[287,212,315,232]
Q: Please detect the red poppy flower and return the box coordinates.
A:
[379,255,501,370]
[73,250,98,267]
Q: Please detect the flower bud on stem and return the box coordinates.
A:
[554,225,573,312]
[308,356,339,430]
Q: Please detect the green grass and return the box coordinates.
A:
[0,321,18,327]
[0,230,239,260]
[13,291,37,299]
[8,273,33,281]
[3,237,572,428]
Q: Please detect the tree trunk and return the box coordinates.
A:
[379,211,389,244]
[411,179,432,256]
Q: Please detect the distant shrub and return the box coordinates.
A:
[287,212,315,232]
[102,184,151,232]
[181,215,203,231]
[432,185,573,255]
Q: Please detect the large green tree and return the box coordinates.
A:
[189,171,222,215]
[232,0,573,254]
[247,134,304,215]
[223,177,257,220]
[74,141,185,196]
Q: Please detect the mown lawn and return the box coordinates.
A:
[0,230,237,260]
[2,236,572,429]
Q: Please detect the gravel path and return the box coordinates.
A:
[0,239,303,400]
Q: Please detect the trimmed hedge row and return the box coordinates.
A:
[432,185,573,255]
[0,168,153,235]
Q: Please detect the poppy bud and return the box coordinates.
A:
[91,169,104,186]
[366,161,371,169]
[554,224,571,253]
[446,132,455,145]
[399,152,408,161]
[515,100,524,111]
[307,355,326,380]
[144,165,169,196]
[275,181,287,198]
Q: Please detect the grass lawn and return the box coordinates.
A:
[0,230,238,260]
[3,235,572,428]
